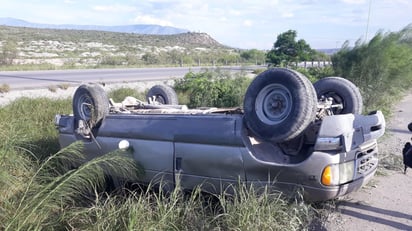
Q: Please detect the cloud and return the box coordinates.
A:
[92,4,136,13]
[341,0,368,4]
[132,15,174,26]
[281,12,294,18]
[243,20,253,27]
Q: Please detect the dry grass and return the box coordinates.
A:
[0,83,10,93]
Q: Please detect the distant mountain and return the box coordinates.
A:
[317,48,340,55]
[0,17,189,35]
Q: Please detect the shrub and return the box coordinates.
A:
[47,85,57,92]
[332,26,412,113]
[174,69,252,108]
[294,66,335,83]
[0,83,10,93]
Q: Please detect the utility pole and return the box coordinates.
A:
[365,0,372,42]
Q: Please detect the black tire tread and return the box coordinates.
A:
[243,68,317,142]
[314,77,363,114]
[72,83,109,127]
[147,84,179,105]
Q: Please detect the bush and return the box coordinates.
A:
[294,66,335,83]
[174,69,252,108]
[0,83,10,93]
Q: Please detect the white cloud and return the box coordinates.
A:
[341,0,368,4]
[93,4,136,13]
[132,15,174,26]
[281,12,294,18]
[243,20,253,27]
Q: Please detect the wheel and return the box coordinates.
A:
[408,122,412,132]
[73,83,109,129]
[243,68,317,142]
[314,77,363,115]
[147,84,179,105]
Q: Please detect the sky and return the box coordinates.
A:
[1,0,412,50]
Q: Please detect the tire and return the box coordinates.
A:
[314,77,363,115]
[243,68,317,142]
[73,83,109,128]
[147,84,179,105]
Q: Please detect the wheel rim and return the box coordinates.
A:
[78,93,93,121]
[155,95,166,104]
[255,84,292,125]
[322,91,344,114]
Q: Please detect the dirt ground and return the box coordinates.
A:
[319,92,412,231]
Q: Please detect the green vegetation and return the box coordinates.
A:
[331,25,412,114]
[0,39,17,65]
[266,30,329,67]
[174,69,252,108]
[0,25,264,70]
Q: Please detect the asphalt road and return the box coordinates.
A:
[0,66,257,90]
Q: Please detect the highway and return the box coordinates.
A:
[0,66,258,90]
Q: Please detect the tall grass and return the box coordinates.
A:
[332,25,412,114]
[4,142,142,231]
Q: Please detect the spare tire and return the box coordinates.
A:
[147,84,179,105]
[314,77,363,115]
[243,68,317,142]
[73,83,109,129]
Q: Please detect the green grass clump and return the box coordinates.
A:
[0,97,71,158]
[4,142,142,231]
[61,184,314,231]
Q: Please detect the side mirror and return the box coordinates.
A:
[408,122,412,132]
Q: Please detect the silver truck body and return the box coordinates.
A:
[55,107,385,201]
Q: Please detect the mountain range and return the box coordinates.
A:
[0,17,189,35]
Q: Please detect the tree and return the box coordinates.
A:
[266,30,314,66]
[0,40,18,65]
[240,49,266,65]
[142,52,160,65]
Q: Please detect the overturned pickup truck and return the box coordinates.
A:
[55,68,385,201]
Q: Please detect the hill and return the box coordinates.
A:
[0,17,189,35]
[0,25,234,68]
[0,25,226,49]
